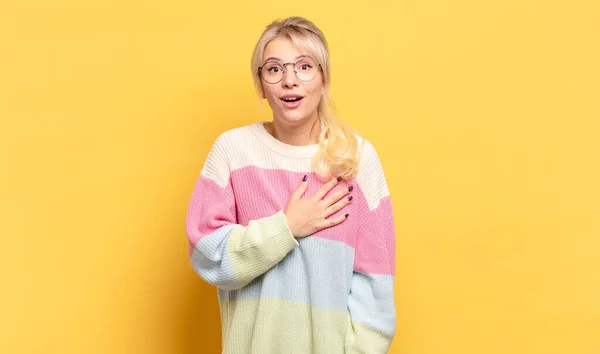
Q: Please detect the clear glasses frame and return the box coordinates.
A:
[258,58,322,84]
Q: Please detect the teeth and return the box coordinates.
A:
[283,97,300,101]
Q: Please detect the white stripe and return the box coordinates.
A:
[201,121,389,211]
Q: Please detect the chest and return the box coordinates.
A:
[229,166,359,247]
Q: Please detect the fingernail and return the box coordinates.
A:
[345,213,349,218]
[348,196,353,201]
[303,175,308,182]
[337,176,342,182]
[348,186,353,192]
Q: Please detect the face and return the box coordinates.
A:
[260,37,325,125]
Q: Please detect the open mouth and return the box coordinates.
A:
[280,97,304,102]
[280,95,304,108]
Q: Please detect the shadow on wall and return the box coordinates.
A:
[129,180,223,354]
[161,81,262,354]
[177,274,222,353]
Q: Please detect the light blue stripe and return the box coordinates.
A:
[220,237,355,311]
[348,272,396,335]
[190,224,241,290]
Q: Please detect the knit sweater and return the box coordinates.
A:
[186,121,396,354]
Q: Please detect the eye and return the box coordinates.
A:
[264,63,283,73]
[299,64,312,71]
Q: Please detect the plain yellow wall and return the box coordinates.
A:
[1,1,599,353]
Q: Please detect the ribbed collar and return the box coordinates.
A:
[250,121,326,159]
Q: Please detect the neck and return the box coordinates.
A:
[265,116,321,146]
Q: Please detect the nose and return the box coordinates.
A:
[281,63,299,88]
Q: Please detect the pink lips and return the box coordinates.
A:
[280,95,304,109]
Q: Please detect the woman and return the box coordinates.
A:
[186,16,396,353]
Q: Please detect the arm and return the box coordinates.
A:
[346,142,397,353]
[185,134,299,290]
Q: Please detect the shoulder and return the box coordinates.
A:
[354,135,391,210]
[356,136,380,164]
[205,122,260,161]
[211,123,253,149]
[355,135,386,177]
[200,123,254,184]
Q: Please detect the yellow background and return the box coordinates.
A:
[1,0,599,353]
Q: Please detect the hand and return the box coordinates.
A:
[284,175,353,238]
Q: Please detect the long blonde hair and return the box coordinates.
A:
[250,16,364,181]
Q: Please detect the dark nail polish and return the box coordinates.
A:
[302,175,307,182]
[348,186,353,192]
[348,196,353,201]
[337,176,342,182]
[345,213,349,218]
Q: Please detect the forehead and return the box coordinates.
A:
[263,37,315,62]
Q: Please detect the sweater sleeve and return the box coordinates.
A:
[185,134,299,291]
[346,141,397,353]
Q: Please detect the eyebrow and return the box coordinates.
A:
[264,54,312,62]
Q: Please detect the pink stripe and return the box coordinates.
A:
[186,175,235,255]
[229,166,373,248]
[353,197,396,275]
[187,166,393,264]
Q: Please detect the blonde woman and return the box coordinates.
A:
[186,16,396,353]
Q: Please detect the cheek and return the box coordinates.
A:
[266,93,284,111]
[262,88,277,104]
[307,84,324,104]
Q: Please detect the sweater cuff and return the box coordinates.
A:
[271,210,300,251]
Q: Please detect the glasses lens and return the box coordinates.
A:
[260,59,320,83]
[295,58,318,82]
[261,62,284,83]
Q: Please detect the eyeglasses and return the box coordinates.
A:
[258,58,321,84]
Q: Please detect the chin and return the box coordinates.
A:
[278,112,308,123]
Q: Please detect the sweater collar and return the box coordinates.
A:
[250,121,325,159]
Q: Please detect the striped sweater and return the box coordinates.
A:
[186,121,396,353]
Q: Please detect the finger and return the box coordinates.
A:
[291,174,309,200]
[324,194,352,216]
[322,185,353,207]
[322,213,349,229]
[310,176,342,202]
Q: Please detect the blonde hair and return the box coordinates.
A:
[250,16,364,181]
